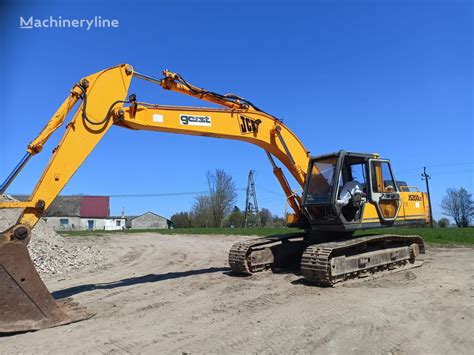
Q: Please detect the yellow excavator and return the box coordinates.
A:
[0,64,429,333]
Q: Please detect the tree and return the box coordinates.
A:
[191,195,213,227]
[226,206,245,228]
[441,187,474,227]
[438,218,450,228]
[259,208,272,227]
[271,214,286,227]
[207,169,237,227]
[170,211,192,228]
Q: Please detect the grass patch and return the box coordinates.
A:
[356,227,474,246]
[60,227,296,237]
[60,227,473,246]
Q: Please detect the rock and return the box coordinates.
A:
[0,195,103,275]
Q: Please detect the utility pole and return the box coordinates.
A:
[421,167,434,228]
[244,170,260,228]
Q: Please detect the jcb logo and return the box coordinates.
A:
[239,115,260,134]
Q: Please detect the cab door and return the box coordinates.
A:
[368,159,401,223]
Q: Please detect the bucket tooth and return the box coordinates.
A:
[0,240,93,333]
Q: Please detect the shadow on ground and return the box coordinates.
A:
[52,267,230,299]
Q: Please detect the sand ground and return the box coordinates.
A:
[1,233,473,354]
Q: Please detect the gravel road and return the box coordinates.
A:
[0,233,473,354]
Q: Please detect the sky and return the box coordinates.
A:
[0,0,472,222]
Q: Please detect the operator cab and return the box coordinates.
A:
[302,151,401,232]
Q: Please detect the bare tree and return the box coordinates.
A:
[207,169,237,227]
[191,195,213,227]
[170,211,192,228]
[259,208,272,227]
[441,187,474,227]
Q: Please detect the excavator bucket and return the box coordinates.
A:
[0,240,93,333]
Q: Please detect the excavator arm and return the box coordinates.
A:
[0,64,311,332]
[0,64,310,238]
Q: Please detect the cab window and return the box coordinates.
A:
[306,157,337,204]
[370,161,397,193]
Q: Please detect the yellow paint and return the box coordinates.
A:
[361,191,430,224]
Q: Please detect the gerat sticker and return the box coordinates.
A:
[239,115,260,134]
[180,114,211,126]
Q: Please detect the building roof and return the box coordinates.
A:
[80,196,110,218]
[45,195,82,217]
[12,195,110,218]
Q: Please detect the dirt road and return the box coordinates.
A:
[1,233,473,354]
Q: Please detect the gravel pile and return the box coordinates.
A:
[0,195,103,275]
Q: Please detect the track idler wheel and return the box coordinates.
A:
[0,225,93,333]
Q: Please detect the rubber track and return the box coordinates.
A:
[300,234,424,286]
[228,234,303,274]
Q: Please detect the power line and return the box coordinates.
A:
[397,162,474,174]
[10,188,247,199]
[255,184,285,196]
[109,188,247,198]
[109,191,210,198]
[426,162,474,168]
[400,168,473,178]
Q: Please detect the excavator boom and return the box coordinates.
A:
[0,64,311,332]
[1,64,309,233]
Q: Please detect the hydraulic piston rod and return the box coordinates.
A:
[0,152,31,194]
[133,70,164,86]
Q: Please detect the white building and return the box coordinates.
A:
[34,195,125,231]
